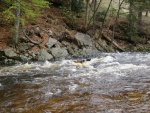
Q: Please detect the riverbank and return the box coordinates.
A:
[0,7,150,64]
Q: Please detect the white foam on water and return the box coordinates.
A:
[0,63,38,75]
[88,58,101,64]
[14,63,37,70]
[45,91,53,98]
[97,63,149,77]
[100,56,115,63]
[69,59,149,79]
[60,60,72,66]
[41,61,53,68]
[55,89,62,95]
[68,84,78,92]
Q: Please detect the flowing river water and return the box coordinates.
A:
[0,53,150,113]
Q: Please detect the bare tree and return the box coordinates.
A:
[85,0,90,29]
[14,0,21,46]
[128,0,134,41]
[101,0,113,29]
[112,0,125,38]
[88,0,103,26]
[92,0,97,34]
[138,5,142,33]
[145,10,148,16]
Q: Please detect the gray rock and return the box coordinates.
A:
[51,47,68,58]
[18,43,33,52]
[74,32,92,47]
[67,46,74,55]
[38,49,53,61]
[46,37,59,48]
[82,48,100,57]
[20,55,31,61]
[28,51,36,58]
[4,49,18,58]
[4,59,16,64]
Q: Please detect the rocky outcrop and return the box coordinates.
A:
[1,26,117,64]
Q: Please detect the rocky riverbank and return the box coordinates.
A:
[0,25,115,64]
[1,7,150,64]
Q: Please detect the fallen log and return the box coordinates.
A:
[102,33,124,52]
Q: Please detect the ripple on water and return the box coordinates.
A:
[0,53,150,112]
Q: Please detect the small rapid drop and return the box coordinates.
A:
[0,53,150,113]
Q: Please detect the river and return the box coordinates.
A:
[0,52,150,113]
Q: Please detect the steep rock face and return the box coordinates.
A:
[37,49,53,61]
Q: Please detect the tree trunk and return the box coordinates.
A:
[101,0,113,29]
[92,0,97,35]
[145,10,148,17]
[88,0,102,26]
[112,0,125,38]
[69,0,72,11]
[85,0,90,29]
[138,6,142,33]
[128,0,134,41]
[14,0,21,45]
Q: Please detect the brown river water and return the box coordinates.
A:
[0,53,150,113]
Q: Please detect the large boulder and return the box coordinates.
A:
[38,49,53,61]
[50,47,68,58]
[46,37,60,48]
[74,32,92,47]
[4,48,18,58]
